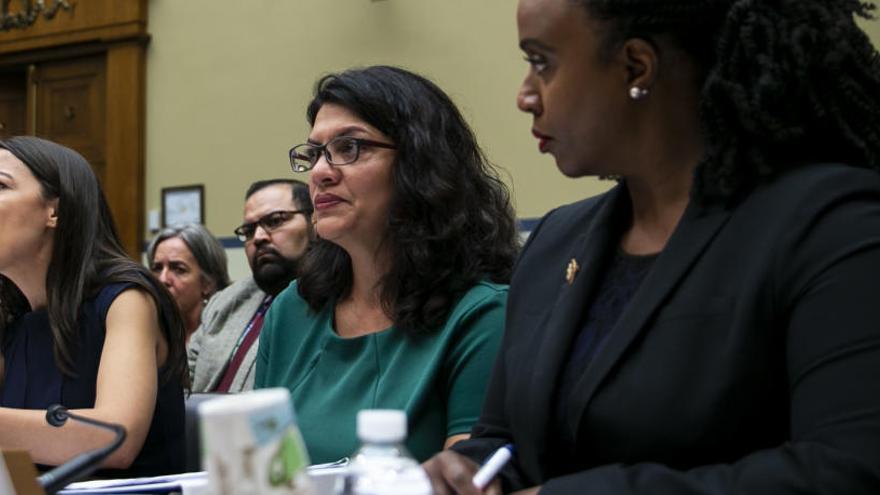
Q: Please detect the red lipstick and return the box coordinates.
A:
[532,128,552,152]
[313,193,344,210]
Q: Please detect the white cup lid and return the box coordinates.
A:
[198,387,291,416]
[357,409,407,443]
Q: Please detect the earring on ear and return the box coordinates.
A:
[629,86,649,100]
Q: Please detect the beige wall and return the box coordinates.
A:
[145,1,880,280]
[144,1,607,238]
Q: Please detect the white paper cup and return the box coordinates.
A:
[199,388,314,495]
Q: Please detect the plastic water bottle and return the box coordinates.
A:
[344,409,433,495]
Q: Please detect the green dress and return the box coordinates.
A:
[255,281,507,463]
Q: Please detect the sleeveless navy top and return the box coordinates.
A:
[0,283,185,476]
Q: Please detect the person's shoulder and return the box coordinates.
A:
[90,266,158,304]
[515,186,620,267]
[265,280,311,321]
[541,189,615,229]
[92,281,142,312]
[521,186,619,250]
[85,281,154,336]
[466,280,508,295]
[761,163,880,199]
[272,279,304,305]
[210,276,262,304]
[458,281,508,306]
[261,280,325,349]
[228,276,260,293]
[740,163,880,223]
[443,281,508,329]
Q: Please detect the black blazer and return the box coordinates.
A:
[453,164,880,494]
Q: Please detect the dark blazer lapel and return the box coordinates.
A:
[566,199,733,435]
[523,185,628,470]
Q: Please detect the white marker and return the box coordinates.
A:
[472,443,514,490]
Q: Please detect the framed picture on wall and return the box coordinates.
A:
[161,185,204,227]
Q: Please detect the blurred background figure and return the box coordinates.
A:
[148,223,230,343]
[188,179,313,393]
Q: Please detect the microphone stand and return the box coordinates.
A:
[36,404,127,495]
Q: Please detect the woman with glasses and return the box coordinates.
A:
[147,223,230,343]
[424,0,880,493]
[255,66,519,463]
[0,136,187,475]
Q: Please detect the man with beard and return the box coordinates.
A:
[187,179,313,392]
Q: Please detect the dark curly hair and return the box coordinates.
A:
[297,66,519,335]
[577,0,880,201]
[0,137,188,387]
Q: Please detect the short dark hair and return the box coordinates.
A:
[245,179,313,221]
[297,66,519,334]
[0,136,188,385]
[147,223,231,293]
[575,0,880,201]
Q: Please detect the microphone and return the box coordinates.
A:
[37,404,127,495]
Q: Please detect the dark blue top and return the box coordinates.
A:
[0,283,185,477]
[549,248,658,475]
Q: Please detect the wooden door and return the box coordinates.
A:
[0,2,148,259]
[22,50,145,259]
[0,70,26,139]
[31,55,107,187]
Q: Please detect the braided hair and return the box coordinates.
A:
[578,0,880,201]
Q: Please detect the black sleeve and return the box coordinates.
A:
[450,209,559,493]
[538,185,880,494]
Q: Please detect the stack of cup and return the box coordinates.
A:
[199,388,314,495]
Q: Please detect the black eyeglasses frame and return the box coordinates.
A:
[288,136,396,173]
[233,209,305,242]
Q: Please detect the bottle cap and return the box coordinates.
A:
[357,409,407,443]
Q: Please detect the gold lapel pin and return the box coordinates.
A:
[565,258,580,285]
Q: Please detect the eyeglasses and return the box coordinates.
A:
[234,210,304,242]
[289,136,396,173]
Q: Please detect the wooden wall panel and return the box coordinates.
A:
[104,42,145,258]
[0,0,147,53]
[0,73,26,137]
[32,55,106,168]
[0,2,148,258]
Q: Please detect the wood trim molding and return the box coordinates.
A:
[105,42,146,258]
[0,0,147,55]
[0,21,146,53]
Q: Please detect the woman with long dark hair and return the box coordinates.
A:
[425,0,880,493]
[256,66,519,463]
[0,136,187,476]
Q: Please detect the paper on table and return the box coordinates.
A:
[309,457,349,470]
[58,471,205,494]
[57,460,350,495]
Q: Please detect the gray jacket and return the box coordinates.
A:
[187,276,267,393]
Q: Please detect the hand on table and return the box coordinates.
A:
[423,450,503,495]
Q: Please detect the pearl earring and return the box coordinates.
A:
[629,86,649,100]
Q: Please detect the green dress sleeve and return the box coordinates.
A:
[441,283,508,437]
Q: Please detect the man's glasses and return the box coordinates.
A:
[234,210,304,242]
[289,136,396,173]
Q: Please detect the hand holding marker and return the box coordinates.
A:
[472,443,514,490]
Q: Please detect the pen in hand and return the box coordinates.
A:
[472,443,515,491]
